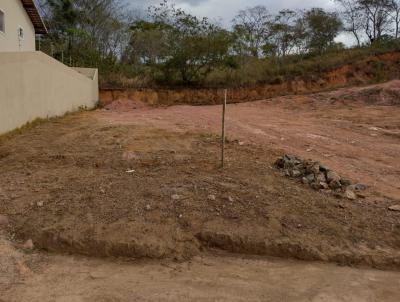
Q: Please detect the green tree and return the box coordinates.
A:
[38,0,132,68]
[269,10,306,57]
[127,21,170,65]
[303,8,342,54]
[131,1,232,85]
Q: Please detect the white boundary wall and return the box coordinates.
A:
[0,51,98,134]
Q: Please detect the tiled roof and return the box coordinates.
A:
[21,0,47,34]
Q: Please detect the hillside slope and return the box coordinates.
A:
[100,51,400,107]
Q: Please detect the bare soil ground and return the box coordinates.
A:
[1,80,400,300]
[97,80,400,202]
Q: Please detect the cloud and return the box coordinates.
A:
[128,0,354,44]
[176,0,208,5]
[129,0,337,24]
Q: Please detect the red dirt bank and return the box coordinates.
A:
[99,52,400,107]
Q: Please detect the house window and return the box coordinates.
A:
[0,10,5,33]
[18,27,24,39]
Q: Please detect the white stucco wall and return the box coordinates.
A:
[0,0,36,52]
[0,51,99,135]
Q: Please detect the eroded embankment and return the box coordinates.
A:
[99,52,400,107]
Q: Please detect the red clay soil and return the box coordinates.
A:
[97,80,400,202]
[1,80,400,270]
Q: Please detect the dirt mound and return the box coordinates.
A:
[1,114,400,269]
[104,98,148,111]
[328,80,400,106]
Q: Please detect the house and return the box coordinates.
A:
[0,0,98,135]
[0,0,47,52]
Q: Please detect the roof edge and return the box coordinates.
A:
[21,0,48,34]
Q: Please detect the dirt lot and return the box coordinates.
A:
[1,80,400,269]
[99,80,400,202]
[1,81,400,300]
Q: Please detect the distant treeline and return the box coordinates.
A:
[36,0,400,87]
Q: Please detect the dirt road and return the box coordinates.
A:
[2,239,400,302]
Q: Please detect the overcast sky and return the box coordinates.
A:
[128,0,353,44]
[130,0,337,24]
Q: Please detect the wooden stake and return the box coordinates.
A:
[221,89,227,168]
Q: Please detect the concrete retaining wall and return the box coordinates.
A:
[0,51,98,135]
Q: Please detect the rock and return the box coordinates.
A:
[347,185,356,191]
[36,201,44,207]
[301,177,309,185]
[228,196,234,202]
[275,154,356,198]
[145,204,151,211]
[388,205,400,212]
[326,171,340,183]
[171,194,180,201]
[329,179,342,190]
[291,169,302,177]
[347,184,367,192]
[344,189,357,200]
[319,164,330,172]
[320,182,329,190]
[275,158,285,168]
[340,178,352,187]
[311,164,320,175]
[208,194,216,201]
[315,173,326,183]
[305,174,315,182]
[355,184,367,191]
[22,239,34,250]
[311,182,321,191]
[0,214,9,227]
[281,154,301,168]
[284,154,299,163]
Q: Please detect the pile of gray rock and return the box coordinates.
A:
[275,154,366,200]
